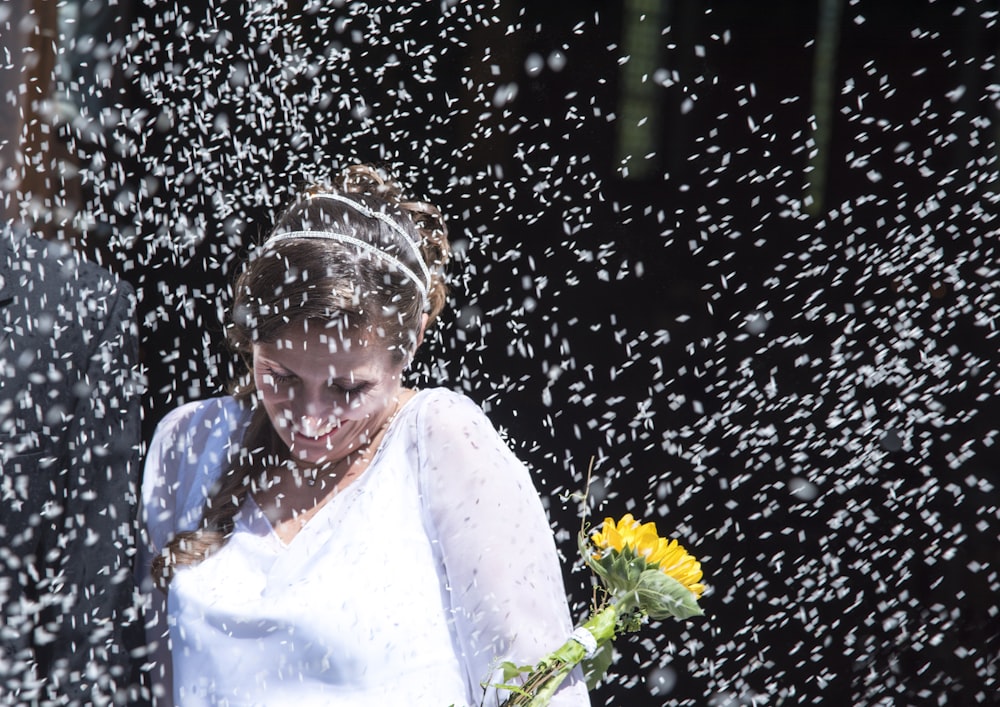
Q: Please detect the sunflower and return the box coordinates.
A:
[591,514,705,599]
[498,511,707,705]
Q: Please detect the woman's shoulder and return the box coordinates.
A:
[151,395,249,447]
[409,386,482,410]
[143,396,250,545]
[145,395,250,493]
[407,387,490,427]
[405,387,517,457]
[154,395,247,429]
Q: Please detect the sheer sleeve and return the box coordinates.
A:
[136,396,248,706]
[415,391,591,707]
[140,397,248,555]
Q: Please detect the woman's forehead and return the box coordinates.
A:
[255,320,397,367]
[274,318,373,349]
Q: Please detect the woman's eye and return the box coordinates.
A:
[335,382,369,396]
[265,369,295,384]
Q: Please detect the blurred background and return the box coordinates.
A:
[2,0,998,704]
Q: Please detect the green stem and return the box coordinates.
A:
[581,604,620,646]
[503,605,620,707]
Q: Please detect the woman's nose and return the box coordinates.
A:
[296,388,348,419]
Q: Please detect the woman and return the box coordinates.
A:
[139,164,590,706]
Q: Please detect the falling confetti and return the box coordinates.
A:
[1,0,997,705]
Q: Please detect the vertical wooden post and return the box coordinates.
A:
[806,0,843,215]
[0,0,69,239]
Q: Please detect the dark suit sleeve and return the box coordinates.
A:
[37,275,144,704]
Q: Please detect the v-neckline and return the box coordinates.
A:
[245,491,345,550]
[245,389,422,549]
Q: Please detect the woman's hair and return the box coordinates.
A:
[151,164,450,589]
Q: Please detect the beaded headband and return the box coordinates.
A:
[261,191,433,301]
[262,230,428,299]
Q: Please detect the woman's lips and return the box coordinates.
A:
[292,421,342,442]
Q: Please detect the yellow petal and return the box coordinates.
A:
[591,514,707,600]
[632,524,661,559]
[592,516,627,553]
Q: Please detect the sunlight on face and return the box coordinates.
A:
[252,320,406,465]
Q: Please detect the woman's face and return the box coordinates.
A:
[252,320,406,465]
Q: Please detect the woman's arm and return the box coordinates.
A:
[136,396,246,706]
[417,391,591,707]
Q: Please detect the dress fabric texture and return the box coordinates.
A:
[140,388,590,707]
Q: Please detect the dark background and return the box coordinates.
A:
[8,0,999,704]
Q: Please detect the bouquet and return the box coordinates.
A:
[493,513,706,706]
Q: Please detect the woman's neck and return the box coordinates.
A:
[251,388,415,542]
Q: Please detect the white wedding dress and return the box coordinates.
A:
[140,388,590,707]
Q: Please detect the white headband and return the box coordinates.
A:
[308,191,433,291]
[261,190,435,303]
[261,230,429,299]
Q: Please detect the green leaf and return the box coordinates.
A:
[493,683,531,697]
[498,661,534,682]
[635,569,704,620]
[581,641,615,691]
[597,550,644,594]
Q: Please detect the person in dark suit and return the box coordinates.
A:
[0,227,144,704]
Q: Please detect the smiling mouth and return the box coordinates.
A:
[292,421,342,442]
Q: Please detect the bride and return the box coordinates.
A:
[138,164,590,707]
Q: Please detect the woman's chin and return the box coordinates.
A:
[290,444,338,465]
[286,421,371,465]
